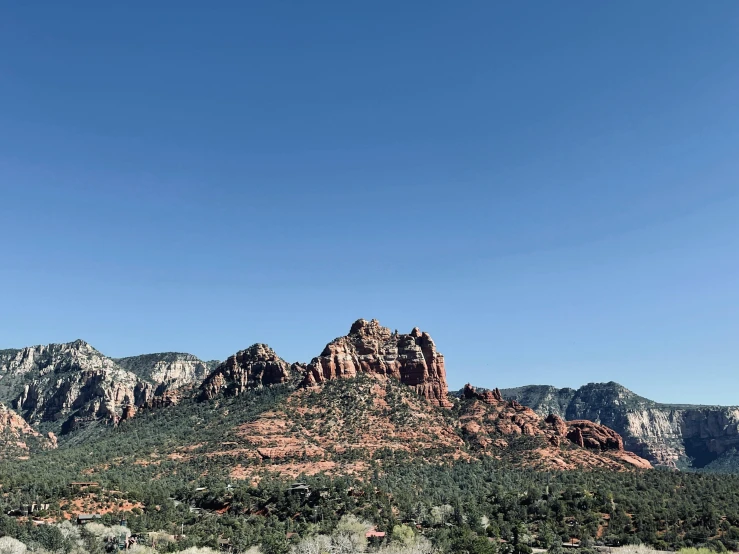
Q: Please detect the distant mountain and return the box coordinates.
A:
[0,341,218,434]
[0,340,143,432]
[7,319,738,473]
[4,321,739,554]
[0,320,652,472]
[191,319,649,475]
[115,352,219,393]
[500,382,739,470]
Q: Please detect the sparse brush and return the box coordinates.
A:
[128,546,158,554]
[0,536,27,554]
[609,546,666,554]
[678,549,719,554]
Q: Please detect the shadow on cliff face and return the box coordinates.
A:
[684,438,719,468]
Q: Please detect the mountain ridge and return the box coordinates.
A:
[115,351,220,392]
[2,320,735,473]
[499,382,739,469]
[0,319,652,472]
[0,341,219,434]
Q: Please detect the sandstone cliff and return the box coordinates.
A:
[302,319,452,407]
[199,344,298,400]
[0,402,56,458]
[501,382,739,469]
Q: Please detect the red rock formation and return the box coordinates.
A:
[463,383,503,404]
[0,403,56,456]
[545,413,568,437]
[567,426,585,448]
[200,344,296,400]
[142,389,182,410]
[121,404,137,421]
[302,319,452,408]
[566,420,624,451]
[460,385,651,469]
[545,413,625,452]
[0,404,41,439]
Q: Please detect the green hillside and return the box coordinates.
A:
[3,378,739,553]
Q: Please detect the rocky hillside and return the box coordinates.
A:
[0,340,143,432]
[501,382,739,469]
[0,320,653,473]
[116,352,219,393]
[0,341,217,434]
[458,385,650,470]
[199,344,301,400]
[0,402,56,459]
[91,374,648,485]
[175,321,649,477]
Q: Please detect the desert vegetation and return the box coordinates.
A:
[2,380,739,554]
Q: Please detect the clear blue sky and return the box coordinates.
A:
[1,1,738,405]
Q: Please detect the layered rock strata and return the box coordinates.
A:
[199,344,296,400]
[303,319,452,408]
[502,382,739,468]
[115,352,219,392]
[460,384,651,469]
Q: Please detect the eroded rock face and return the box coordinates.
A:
[0,341,142,430]
[199,344,295,400]
[143,390,181,410]
[0,341,201,431]
[463,383,503,404]
[121,404,138,421]
[545,413,568,437]
[115,353,218,392]
[0,403,56,457]
[460,385,651,469]
[566,420,624,451]
[302,319,453,408]
[0,403,39,437]
[502,382,739,468]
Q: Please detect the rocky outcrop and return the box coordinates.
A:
[565,420,624,451]
[502,382,739,469]
[0,403,56,457]
[463,383,503,404]
[115,353,219,392]
[0,341,221,432]
[545,413,568,438]
[121,404,138,421]
[303,319,452,408]
[460,385,651,470]
[0,341,143,431]
[199,344,296,400]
